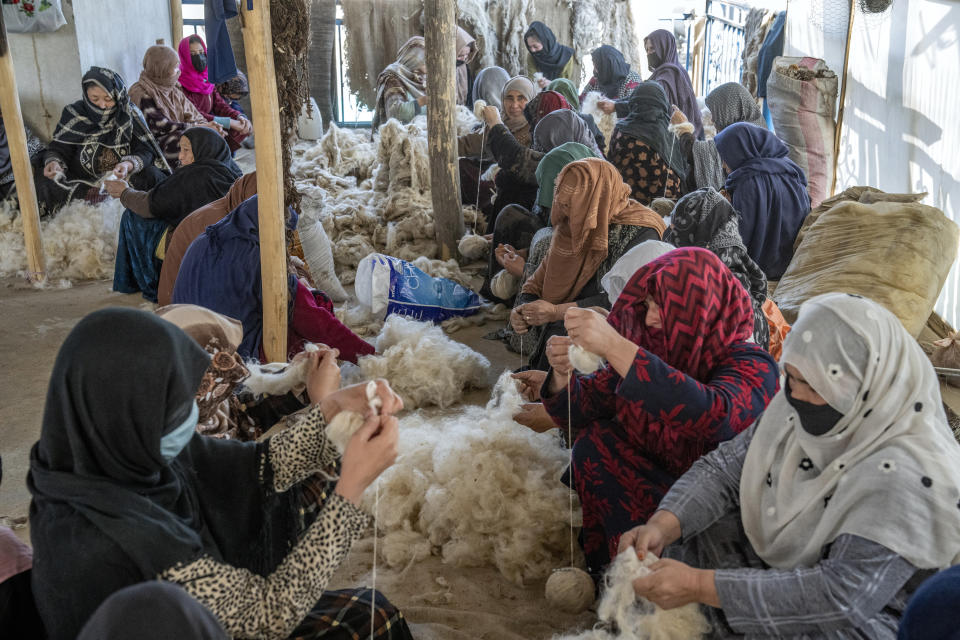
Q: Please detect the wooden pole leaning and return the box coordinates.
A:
[832,0,856,197]
[0,12,45,283]
[424,0,464,260]
[240,0,288,362]
[170,0,183,46]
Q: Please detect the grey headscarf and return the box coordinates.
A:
[472,66,510,111]
[740,293,960,570]
[531,109,602,155]
[692,83,767,190]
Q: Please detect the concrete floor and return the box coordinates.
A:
[0,275,516,545]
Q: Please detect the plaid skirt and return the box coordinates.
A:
[289,588,413,640]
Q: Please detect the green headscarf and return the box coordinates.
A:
[547,78,580,111]
[534,142,598,209]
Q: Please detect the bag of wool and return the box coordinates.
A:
[931,332,960,387]
[298,217,349,302]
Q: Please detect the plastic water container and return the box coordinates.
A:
[297,97,323,140]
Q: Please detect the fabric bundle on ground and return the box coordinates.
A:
[342,315,490,409]
[774,190,958,337]
[366,372,580,585]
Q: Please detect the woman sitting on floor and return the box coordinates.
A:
[372,36,427,130]
[622,293,960,639]
[607,82,688,204]
[714,121,810,281]
[580,45,643,103]
[129,45,222,168]
[42,67,169,210]
[107,127,242,302]
[546,78,607,153]
[510,158,667,370]
[0,112,60,218]
[524,21,576,86]
[216,71,250,117]
[538,246,779,574]
[28,308,413,640]
[156,171,257,306]
[643,29,703,138]
[177,35,251,152]
[459,66,510,210]
[455,26,478,106]
[172,195,375,363]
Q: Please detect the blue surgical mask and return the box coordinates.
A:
[160,402,198,462]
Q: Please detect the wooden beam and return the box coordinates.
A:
[831,0,856,197]
[241,0,289,362]
[0,12,45,283]
[170,0,183,47]
[424,0,464,260]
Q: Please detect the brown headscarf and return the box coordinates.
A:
[155,304,255,439]
[522,158,667,303]
[129,45,208,126]
[156,171,258,306]
[372,36,427,130]
[456,27,478,106]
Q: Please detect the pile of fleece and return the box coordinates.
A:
[364,372,581,585]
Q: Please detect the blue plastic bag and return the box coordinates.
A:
[356,253,481,323]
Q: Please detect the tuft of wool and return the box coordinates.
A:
[701,107,717,140]
[568,344,605,374]
[374,118,431,194]
[533,72,545,86]
[343,315,491,409]
[309,122,379,181]
[581,92,618,155]
[458,233,490,261]
[298,217,348,301]
[440,301,510,333]
[326,380,382,453]
[241,343,318,398]
[555,552,711,640]
[455,105,483,136]
[0,198,122,281]
[668,122,694,137]
[334,301,384,338]
[545,567,596,614]
[409,256,483,291]
[490,269,520,301]
[473,99,488,120]
[365,372,582,584]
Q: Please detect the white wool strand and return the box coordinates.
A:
[241,343,319,398]
[568,344,606,375]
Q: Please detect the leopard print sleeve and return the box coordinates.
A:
[266,403,340,492]
[160,492,369,640]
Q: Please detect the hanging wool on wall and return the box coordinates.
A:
[341,315,491,409]
[366,372,582,585]
[556,551,711,640]
[456,0,499,69]
[567,0,642,72]
[581,91,618,155]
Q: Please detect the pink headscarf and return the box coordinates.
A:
[177,35,215,95]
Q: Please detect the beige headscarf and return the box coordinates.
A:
[372,36,427,130]
[740,293,960,570]
[500,75,536,148]
[455,27,478,106]
[129,46,208,126]
[522,158,667,303]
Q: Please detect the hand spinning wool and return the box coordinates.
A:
[325,379,383,453]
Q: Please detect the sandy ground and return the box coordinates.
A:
[0,273,597,638]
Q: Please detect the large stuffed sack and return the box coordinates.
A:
[767,56,838,208]
[774,198,958,337]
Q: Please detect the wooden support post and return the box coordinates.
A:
[831,0,856,197]
[170,0,183,46]
[0,13,45,283]
[241,1,289,362]
[424,0,464,260]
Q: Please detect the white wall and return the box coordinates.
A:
[785,0,960,327]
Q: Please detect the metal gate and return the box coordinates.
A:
[701,0,748,95]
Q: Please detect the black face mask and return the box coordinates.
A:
[647,53,662,71]
[785,377,844,436]
[191,53,207,73]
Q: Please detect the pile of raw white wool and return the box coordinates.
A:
[0,198,122,285]
[363,371,583,585]
[292,107,483,287]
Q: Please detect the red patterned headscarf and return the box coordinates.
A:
[523,90,571,128]
[608,247,754,380]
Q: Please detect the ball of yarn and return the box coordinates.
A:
[568,344,605,374]
[458,233,490,261]
[473,99,488,120]
[545,567,595,613]
[490,269,520,300]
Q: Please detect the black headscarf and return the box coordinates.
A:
[591,45,631,98]
[29,308,298,640]
[77,582,228,640]
[148,127,243,226]
[50,67,170,179]
[524,22,573,80]
[614,82,688,177]
[666,188,770,349]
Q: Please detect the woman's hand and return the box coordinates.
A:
[335,413,399,504]
[305,347,341,405]
[513,402,556,432]
[520,299,558,327]
[319,379,403,423]
[103,178,129,198]
[618,510,683,558]
[237,117,253,135]
[632,559,714,610]
[112,161,134,180]
[597,99,616,115]
[512,369,547,401]
[670,105,688,126]
[495,244,526,277]
[43,160,64,179]
[481,105,502,127]
[545,335,573,393]
[564,307,621,359]
[417,95,428,107]
[536,76,550,89]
